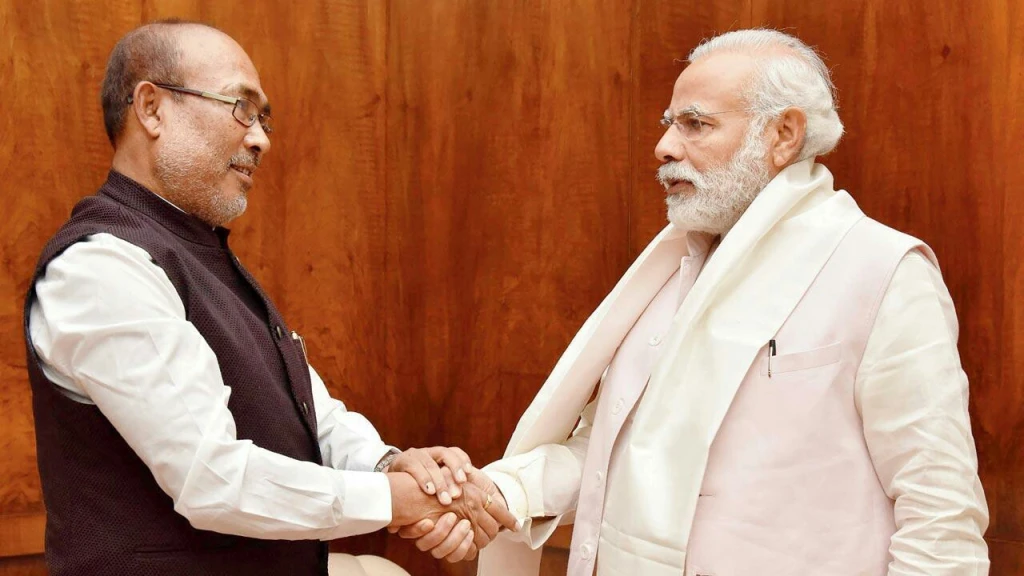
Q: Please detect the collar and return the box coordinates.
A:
[100,170,230,247]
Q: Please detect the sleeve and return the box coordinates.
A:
[856,251,990,575]
[28,233,393,540]
[309,364,396,472]
[483,398,598,548]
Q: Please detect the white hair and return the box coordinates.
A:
[689,29,844,158]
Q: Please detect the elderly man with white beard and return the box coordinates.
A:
[396,28,991,575]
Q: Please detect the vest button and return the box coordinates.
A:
[274,325,283,339]
[301,401,309,416]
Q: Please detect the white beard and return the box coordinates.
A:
[658,124,772,235]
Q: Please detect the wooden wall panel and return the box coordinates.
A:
[1007,0,1024,545]
[2,0,1022,575]
[0,556,46,576]
[992,539,1024,575]
[0,4,138,573]
[379,1,633,572]
[1004,0,1024,549]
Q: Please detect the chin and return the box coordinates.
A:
[205,192,248,227]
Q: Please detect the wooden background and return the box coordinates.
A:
[1,0,1021,574]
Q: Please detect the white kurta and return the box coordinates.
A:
[29,233,395,539]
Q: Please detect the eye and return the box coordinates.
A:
[683,116,705,131]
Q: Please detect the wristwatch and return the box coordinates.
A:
[374,449,401,473]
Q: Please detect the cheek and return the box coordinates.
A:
[696,134,744,169]
[685,143,717,171]
[189,115,242,164]
[195,136,238,175]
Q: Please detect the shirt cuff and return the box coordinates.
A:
[484,461,569,548]
[323,470,393,539]
[349,444,399,473]
[486,468,530,520]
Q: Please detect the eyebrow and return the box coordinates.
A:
[224,82,271,115]
[675,104,708,116]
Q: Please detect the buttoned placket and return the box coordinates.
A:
[567,232,718,576]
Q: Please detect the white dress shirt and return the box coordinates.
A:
[29,233,396,540]
[486,251,990,574]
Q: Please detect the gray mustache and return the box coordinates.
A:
[229,153,260,169]
[657,162,704,189]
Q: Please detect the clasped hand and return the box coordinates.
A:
[385,447,517,562]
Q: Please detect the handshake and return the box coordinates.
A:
[383,447,519,563]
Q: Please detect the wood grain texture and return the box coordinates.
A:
[0,556,47,576]
[2,0,1022,574]
[1002,0,1024,550]
[0,513,44,557]
[384,0,633,462]
[991,539,1024,576]
[377,1,633,572]
[0,0,141,534]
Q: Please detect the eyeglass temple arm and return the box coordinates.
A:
[152,84,239,105]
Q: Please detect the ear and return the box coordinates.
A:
[129,81,166,139]
[769,107,807,168]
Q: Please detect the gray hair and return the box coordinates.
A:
[689,29,844,158]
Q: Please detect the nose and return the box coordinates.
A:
[244,121,271,155]
[654,127,684,163]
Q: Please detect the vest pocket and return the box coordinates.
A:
[759,341,842,376]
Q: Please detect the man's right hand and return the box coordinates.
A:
[386,470,517,562]
[388,467,518,562]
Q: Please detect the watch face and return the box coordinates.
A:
[376,452,398,472]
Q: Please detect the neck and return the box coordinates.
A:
[111,148,164,198]
[110,149,194,216]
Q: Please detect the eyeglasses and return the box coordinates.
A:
[659,107,754,141]
[149,83,273,135]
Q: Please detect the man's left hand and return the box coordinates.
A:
[386,446,472,505]
[391,466,517,562]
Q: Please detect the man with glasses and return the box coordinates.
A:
[23,20,515,576]
[400,29,990,576]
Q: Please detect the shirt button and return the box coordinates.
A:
[612,398,625,415]
[648,335,662,347]
[580,543,593,560]
[595,471,603,483]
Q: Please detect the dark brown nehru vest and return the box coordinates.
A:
[24,171,328,575]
